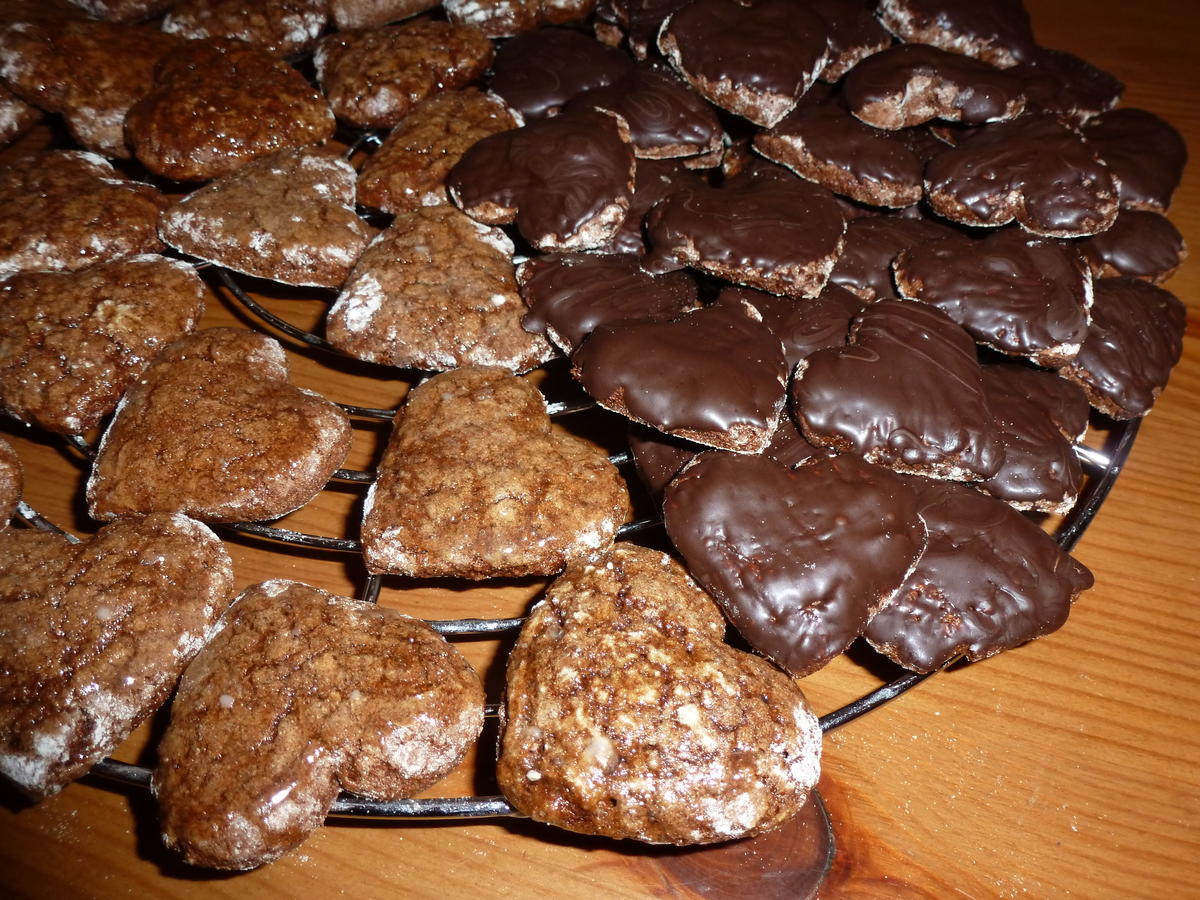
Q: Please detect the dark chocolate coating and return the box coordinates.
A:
[878,0,1035,68]
[1011,47,1123,124]
[1082,108,1188,212]
[717,284,862,371]
[571,301,788,452]
[601,158,706,254]
[1059,277,1186,420]
[517,253,699,353]
[806,0,891,82]
[829,214,960,301]
[980,363,1090,441]
[793,300,1005,479]
[893,228,1093,365]
[924,113,1119,237]
[864,478,1093,673]
[1076,209,1187,283]
[488,27,634,122]
[663,452,926,676]
[596,0,690,58]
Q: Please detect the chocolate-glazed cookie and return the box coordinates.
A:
[923,113,1119,237]
[984,362,1090,442]
[807,0,891,83]
[1082,108,1188,213]
[598,158,706,255]
[1076,209,1187,284]
[864,479,1093,673]
[1058,277,1186,420]
[828,214,960,301]
[716,283,862,372]
[664,452,926,676]
[793,300,1005,480]
[1011,47,1123,125]
[593,0,689,59]
[877,0,1035,69]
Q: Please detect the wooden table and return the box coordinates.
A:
[2,2,1198,897]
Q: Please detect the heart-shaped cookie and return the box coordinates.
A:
[87,328,352,523]
[154,579,485,869]
[498,544,822,844]
[664,452,927,676]
[362,366,631,578]
[0,513,234,800]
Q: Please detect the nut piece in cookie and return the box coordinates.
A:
[159,147,374,289]
[1082,108,1189,213]
[877,0,1035,69]
[0,513,234,800]
[1076,209,1188,284]
[0,437,22,526]
[0,256,207,435]
[0,150,167,279]
[87,328,352,523]
[314,19,494,130]
[864,479,1094,672]
[664,452,926,676]
[162,0,328,57]
[362,367,631,578]
[124,38,335,182]
[154,579,484,870]
[356,88,519,214]
[498,544,823,844]
[326,205,554,372]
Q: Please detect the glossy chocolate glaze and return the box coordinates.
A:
[517,253,699,352]
[663,452,926,676]
[488,26,634,122]
[793,300,1005,479]
[595,0,690,58]
[1011,47,1123,124]
[864,478,1093,673]
[877,0,1035,69]
[981,362,1090,440]
[1082,108,1188,212]
[601,158,706,254]
[829,214,960,301]
[1077,209,1187,283]
[717,283,862,371]
[571,301,788,452]
[806,0,891,83]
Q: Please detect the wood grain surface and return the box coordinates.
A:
[2,2,1199,897]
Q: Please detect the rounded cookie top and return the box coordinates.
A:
[0,437,22,527]
[162,0,328,57]
[1082,107,1188,213]
[877,0,1035,69]
[1076,209,1187,283]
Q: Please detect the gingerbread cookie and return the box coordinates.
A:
[1011,47,1123,125]
[0,437,22,526]
[498,545,823,844]
[877,0,1035,69]
[328,0,439,29]
[362,367,631,578]
[0,85,39,149]
[0,513,233,800]
[597,158,706,255]
[64,0,172,20]
[1076,209,1187,284]
[717,283,862,372]
[593,0,688,58]
[445,0,594,38]
[326,205,554,372]
[87,328,352,523]
[158,147,374,289]
[155,579,484,870]
[828,213,960,301]
[807,0,891,83]
[1082,108,1188,213]
[162,0,327,57]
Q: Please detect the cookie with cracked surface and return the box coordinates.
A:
[64,0,172,20]
[0,437,21,526]
[0,256,207,435]
[876,0,1035,69]
[828,213,960,301]
[1076,209,1187,284]
[162,0,327,57]
[0,513,234,801]
[362,367,631,578]
[1082,108,1188,213]
[124,38,335,182]
[328,0,440,29]
[154,579,484,870]
[87,328,352,523]
[314,19,494,130]
[445,0,594,38]
[158,147,374,289]
[326,205,554,372]
[498,544,823,844]
[0,85,40,150]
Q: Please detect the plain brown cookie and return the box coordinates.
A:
[444,0,595,38]
[158,148,374,289]
[0,513,234,800]
[0,150,168,279]
[328,0,440,29]
[326,205,553,372]
[154,579,484,870]
[162,0,328,57]
[0,255,207,435]
[498,545,822,844]
[124,38,335,182]
[65,0,173,20]
[0,437,22,526]
[87,328,352,523]
[362,367,631,578]
[0,85,40,150]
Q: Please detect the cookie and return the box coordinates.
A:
[807,0,891,83]
[842,43,1026,130]
[326,205,554,372]
[641,165,847,298]
[571,300,789,454]
[893,227,1094,367]
[328,0,439,29]
[516,252,699,354]
[923,113,1119,237]
[593,0,688,59]
[1011,47,1123,125]
[0,85,39,149]
[0,437,22,526]
[158,147,374,289]
[447,108,636,252]
[162,0,328,57]
[488,25,634,122]
[716,283,863,372]
[356,88,520,214]
[1058,277,1186,420]
[658,0,829,128]
[991,364,1091,443]
[877,0,1035,69]
[863,479,1094,672]
[0,513,234,800]
[124,38,335,182]
[828,213,960,301]
[154,579,484,870]
[64,0,172,20]
[87,328,352,523]
[793,300,1005,481]
[445,0,594,38]
[314,19,494,130]
[1082,108,1188,213]
[0,256,207,435]
[597,157,706,255]
[0,150,168,279]
[1076,209,1188,284]
[664,452,926,676]
[498,545,823,844]
[0,19,180,158]
[361,367,631,578]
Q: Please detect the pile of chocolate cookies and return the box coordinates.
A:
[0,0,1190,872]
